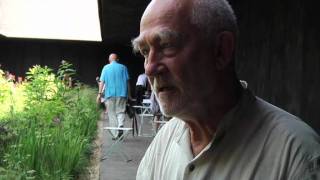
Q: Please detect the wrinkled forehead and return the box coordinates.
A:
[131,0,195,52]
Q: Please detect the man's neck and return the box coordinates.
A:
[187,120,216,156]
[185,79,243,156]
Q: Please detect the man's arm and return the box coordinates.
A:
[96,81,105,104]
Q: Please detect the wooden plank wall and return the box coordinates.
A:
[231,0,320,132]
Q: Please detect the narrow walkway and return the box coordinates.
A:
[99,113,154,180]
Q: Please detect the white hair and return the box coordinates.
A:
[190,0,238,40]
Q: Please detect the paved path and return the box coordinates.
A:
[99,113,154,180]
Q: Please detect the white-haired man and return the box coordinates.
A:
[132,0,320,179]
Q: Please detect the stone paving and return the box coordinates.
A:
[99,113,154,180]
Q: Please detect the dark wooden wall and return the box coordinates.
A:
[0,39,144,93]
[0,39,104,84]
[231,0,320,133]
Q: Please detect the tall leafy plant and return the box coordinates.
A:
[1,62,100,179]
[24,65,63,125]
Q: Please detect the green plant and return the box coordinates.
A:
[57,60,76,81]
[0,70,25,120]
[0,63,100,179]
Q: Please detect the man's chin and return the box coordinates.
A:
[160,109,174,117]
[159,103,179,117]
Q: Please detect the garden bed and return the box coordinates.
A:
[0,62,100,179]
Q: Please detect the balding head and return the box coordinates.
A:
[190,0,237,47]
[134,0,237,52]
[109,53,118,63]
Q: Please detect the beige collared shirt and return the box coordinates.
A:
[137,89,320,180]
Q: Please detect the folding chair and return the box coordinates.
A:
[101,127,133,162]
[132,104,155,137]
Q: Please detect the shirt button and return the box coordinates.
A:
[189,164,195,172]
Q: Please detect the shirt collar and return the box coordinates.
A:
[214,87,256,145]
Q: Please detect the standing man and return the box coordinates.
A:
[97,53,131,139]
[132,0,320,179]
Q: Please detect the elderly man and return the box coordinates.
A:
[132,0,320,179]
[97,53,131,139]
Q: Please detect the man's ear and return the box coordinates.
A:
[214,31,235,70]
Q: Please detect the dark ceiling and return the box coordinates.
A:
[97,0,236,44]
[99,0,151,44]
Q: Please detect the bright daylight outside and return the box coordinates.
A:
[0,0,101,41]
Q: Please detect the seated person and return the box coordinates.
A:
[135,73,148,105]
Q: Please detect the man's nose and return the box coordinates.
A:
[144,50,165,76]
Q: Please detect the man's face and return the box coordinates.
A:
[133,0,217,118]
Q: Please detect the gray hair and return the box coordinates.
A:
[190,0,238,41]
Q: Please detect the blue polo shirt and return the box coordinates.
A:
[100,61,129,98]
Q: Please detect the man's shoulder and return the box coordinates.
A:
[225,96,320,179]
[119,63,128,70]
[266,112,320,154]
[103,63,112,70]
[254,97,318,138]
[106,62,127,70]
[113,62,128,70]
[147,117,186,150]
[251,97,320,156]
[156,117,185,137]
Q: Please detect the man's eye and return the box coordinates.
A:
[160,42,172,49]
[140,48,149,57]
[160,42,177,56]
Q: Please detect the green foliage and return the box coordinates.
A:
[25,65,57,103]
[0,69,8,103]
[57,60,76,81]
[0,63,100,179]
[0,70,25,120]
